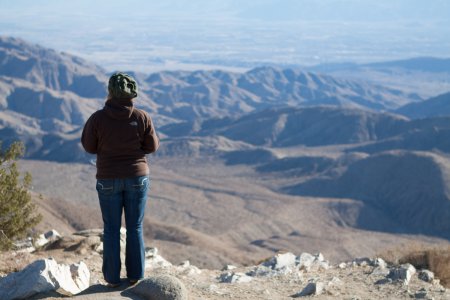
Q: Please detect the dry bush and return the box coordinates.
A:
[380,242,450,287]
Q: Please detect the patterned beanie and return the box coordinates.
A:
[108,72,138,98]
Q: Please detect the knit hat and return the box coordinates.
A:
[108,72,138,99]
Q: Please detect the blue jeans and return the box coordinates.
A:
[96,175,149,284]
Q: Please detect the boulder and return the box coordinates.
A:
[131,275,188,300]
[0,258,90,300]
[263,252,296,270]
[388,263,416,285]
[297,252,329,271]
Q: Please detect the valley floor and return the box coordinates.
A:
[19,157,449,270]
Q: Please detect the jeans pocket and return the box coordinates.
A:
[96,179,114,195]
[131,176,149,192]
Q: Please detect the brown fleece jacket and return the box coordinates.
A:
[81,97,159,179]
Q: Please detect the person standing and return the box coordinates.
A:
[81,72,159,287]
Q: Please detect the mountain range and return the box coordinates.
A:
[1,36,450,263]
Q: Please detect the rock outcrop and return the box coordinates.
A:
[1,231,448,300]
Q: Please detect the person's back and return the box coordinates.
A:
[81,72,159,287]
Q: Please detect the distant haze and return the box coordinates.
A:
[1,0,449,71]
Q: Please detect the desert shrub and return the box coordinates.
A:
[0,141,42,250]
[380,242,450,287]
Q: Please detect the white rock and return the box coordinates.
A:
[68,262,90,294]
[353,257,371,267]
[13,237,35,252]
[418,270,434,283]
[219,272,252,283]
[95,242,103,254]
[328,276,342,287]
[35,235,49,248]
[54,261,90,296]
[0,258,90,300]
[315,252,325,262]
[145,254,172,269]
[223,264,237,271]
[176,261,202,276]
[44,229,61,240]
[388,263,416,285]
[264,252,296,270]
[338,262,347,269]
[373,257,387,269]
[34,229,61,247]
[296,253,316,271]
[145,247,158,258]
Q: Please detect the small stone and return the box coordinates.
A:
[295,281,324,297]
[223,264,237,271]
[219,272,252,283]
[95,242,103,254]
[373,258,387,269]
[328,277,341,286]
[35,230,61,248]
[414,288,428,299]
[176,261,201,276]
[353,257,371,267]
[418,270,434,283]
[338,262,347,269]
[315,253,325,262]
[145,247,158,258]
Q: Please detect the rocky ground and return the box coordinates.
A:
[0,230,449,300]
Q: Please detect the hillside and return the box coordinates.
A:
[396,91,450,119]
[144,66,420,122]
[161,106,410,147]
[284,151,450,238]
[0,36,107,98]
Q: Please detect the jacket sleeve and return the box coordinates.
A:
[141,113,160,154]
[81,113,98,154]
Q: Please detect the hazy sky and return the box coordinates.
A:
[1,0,449,71]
